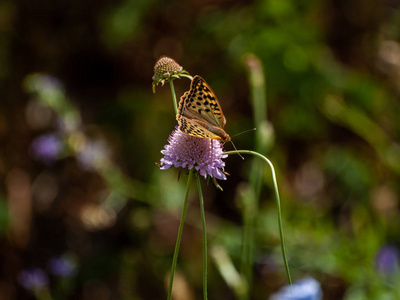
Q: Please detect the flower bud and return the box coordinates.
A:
[152,56,187,92]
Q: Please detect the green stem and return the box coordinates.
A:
[241,207,253,299]
[169,80,179,115]
[168,74,194,116]
[224,150,292,285]
[242,54,268,295]
[167,169,194,300]
[180,74,193,81]
[197,177,208,300]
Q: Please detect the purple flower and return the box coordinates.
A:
[18,268,49,291]
[270,277,322,300]
[76,139,110,171]
[30,133,62,164]
[48,256,77,277]
[375,244,399,274]
[159,129,228,180]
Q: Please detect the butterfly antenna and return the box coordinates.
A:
[228,128,257,160]
[231,128,256,138]
[229,140,244,160]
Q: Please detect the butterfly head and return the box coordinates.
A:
[222,133,231,144]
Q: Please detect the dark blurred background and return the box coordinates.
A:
[1,0,400,299]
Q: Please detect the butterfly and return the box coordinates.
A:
[176,75,231,143]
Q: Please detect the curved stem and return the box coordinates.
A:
[180,74,193,81]
[224,150,292,285]
[197,177,208,300]
[167,169,194,300]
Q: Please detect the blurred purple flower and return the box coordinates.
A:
[48,256,77,277]
[18,268,49,291]
[159,129,228,180]
[375,244,399,274]
[30,133,62,164]
[270,277,322,300]
[76,139,110,171]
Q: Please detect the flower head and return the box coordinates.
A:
[159,129,228,181]
[375,244,399,275]
[18,268,49,291]
[152,56,187,92]
[270,277,322,300]
[76,138,110,171]
[48,256,77,277]
[30,133,63,164]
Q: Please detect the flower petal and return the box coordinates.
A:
[159,129,228,181]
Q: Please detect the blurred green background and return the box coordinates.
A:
[1,0,400,299]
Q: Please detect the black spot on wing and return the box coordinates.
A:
[205,94,213,100]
